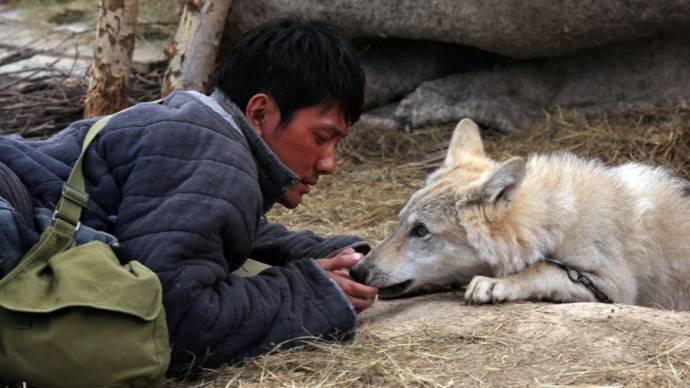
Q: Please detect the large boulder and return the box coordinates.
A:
[357,39,494,109]
[387,36,690,132]
[223,0,690,59]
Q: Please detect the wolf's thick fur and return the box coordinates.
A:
[351,119,690,310]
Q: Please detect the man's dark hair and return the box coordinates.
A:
[215,16,365,126]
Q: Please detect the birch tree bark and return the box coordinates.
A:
[84,0,138,118]
[162,0,234,95]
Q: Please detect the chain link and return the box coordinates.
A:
[545,257,613,304]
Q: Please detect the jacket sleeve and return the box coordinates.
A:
[250,217,371,266]
[162,256,357,374]
[94,98,358,375]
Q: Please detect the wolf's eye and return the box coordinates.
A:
[412,224,429,238]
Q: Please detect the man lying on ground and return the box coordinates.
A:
[0,16,378,374]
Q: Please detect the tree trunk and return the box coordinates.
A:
[162,0,234,96]
[84,0,138,118]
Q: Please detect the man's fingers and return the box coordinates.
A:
[317,251,362,271]
[328,272,376,312]
[333,269,351,278]
[349,295,376,312]
[328,271,378,299]
[318,253,378,313]
[339,277,378,300]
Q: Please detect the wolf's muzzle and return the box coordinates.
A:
[349,265,369,284]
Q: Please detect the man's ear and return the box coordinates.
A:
[480,157,526,221]
[444,118,486,166]
[245,93,280,135]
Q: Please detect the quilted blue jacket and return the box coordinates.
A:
[0,90,366,374]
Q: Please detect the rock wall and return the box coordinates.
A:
[357,39,496,109]
[220,1,690,131]
[224,0,690,59]
[390,36,690,131]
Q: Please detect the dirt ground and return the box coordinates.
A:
[198,296,690,387]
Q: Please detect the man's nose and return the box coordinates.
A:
[316,151,336,175]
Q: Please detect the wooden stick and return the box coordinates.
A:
[83,0,138,118]
[162,0,234,96]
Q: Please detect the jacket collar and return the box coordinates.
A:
[210,90,297,212]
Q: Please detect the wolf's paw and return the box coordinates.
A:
[464,276,511,304]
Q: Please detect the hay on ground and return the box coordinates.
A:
[182,297,690,387]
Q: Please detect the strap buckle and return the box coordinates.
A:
[51,211,81,232]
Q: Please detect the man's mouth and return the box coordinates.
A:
[300,179,318,194]
[299,182,311,194]
[378,279,413,299]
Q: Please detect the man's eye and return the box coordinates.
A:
[315,134,328,145]
[412,224,429,238]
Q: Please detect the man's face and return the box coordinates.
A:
[248,95,349,208]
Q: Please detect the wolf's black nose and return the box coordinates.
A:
[349,265,368,284]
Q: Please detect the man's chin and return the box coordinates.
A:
[278,194,302,209]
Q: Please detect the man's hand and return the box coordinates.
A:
[317,248,378,313]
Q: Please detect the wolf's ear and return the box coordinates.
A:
[444,118,485,166]
[480,157,526,219]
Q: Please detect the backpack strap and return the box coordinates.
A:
[50,99,166,238]
[51,115,113,238]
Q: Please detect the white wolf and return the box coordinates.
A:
[350,119,690,310]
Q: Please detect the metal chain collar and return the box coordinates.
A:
[544,257,613,304]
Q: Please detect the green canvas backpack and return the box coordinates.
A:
[0,114,171,387]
